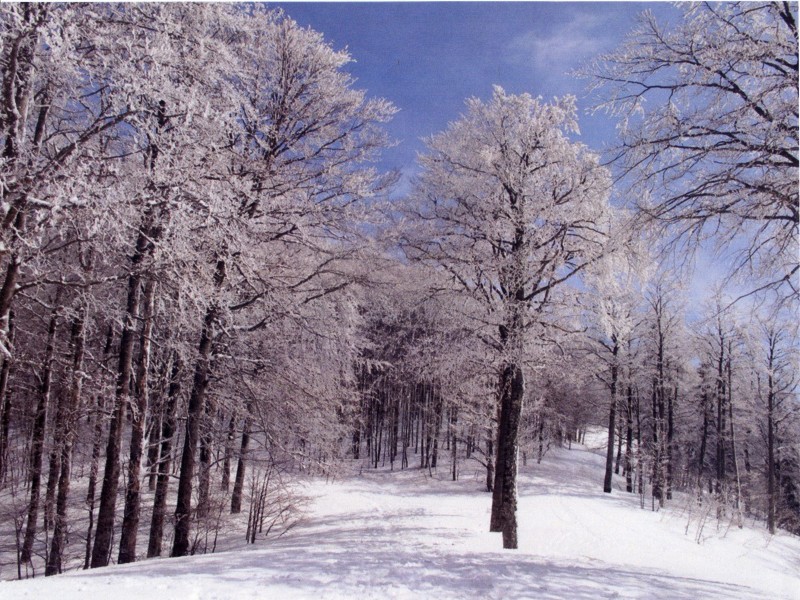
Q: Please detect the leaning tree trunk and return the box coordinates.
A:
[46,309,86,576]
[118,279,157,564]
[20,300,59,565]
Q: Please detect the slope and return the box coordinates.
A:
[1,442,798,599]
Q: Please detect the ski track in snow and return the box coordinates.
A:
[2,444,799,599]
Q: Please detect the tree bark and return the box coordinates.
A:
[84,324,113,569]
[46,309,85,576]
[603,338,619,494]
[625,383,634,493]
[493,360,524,549]
[172,300,217,557]
[221,415,235,492]
[0,311,15,482]
[767,337,776,534]
[147,354,182,558]
[118,279,157,564]
[603,336,620,494]
[230,410,251,514]
[91,218,151,568]
[20,300,59,565]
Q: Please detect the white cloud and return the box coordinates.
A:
[507,11,614,73]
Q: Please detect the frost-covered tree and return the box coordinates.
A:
[168,8,397,558]
[583,216,651,494]
[585,2,799,301]
[405,87,610,548]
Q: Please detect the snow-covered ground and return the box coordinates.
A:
[2,443,798,599]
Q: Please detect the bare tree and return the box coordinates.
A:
[585,2,799,301]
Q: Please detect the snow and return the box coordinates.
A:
[2,443,798,599]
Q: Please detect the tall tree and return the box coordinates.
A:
[405,87,610,548]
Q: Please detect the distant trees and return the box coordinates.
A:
[586,2,799,300]
[405,87,610,548]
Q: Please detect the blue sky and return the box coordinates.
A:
[273,2,730,307]
[274,2,680,182]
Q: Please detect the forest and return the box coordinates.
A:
[0,1,797,582]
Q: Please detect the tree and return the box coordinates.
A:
[586,2,799,301]
[583,219,650,494]
[168,8,396,558]
[405,87,610,548]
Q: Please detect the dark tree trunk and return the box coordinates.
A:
[84,324,113,569]
[537,412,545,464]
[625,383,634,493]
[118,279,157,564]
[0,311,15,482]
[230,410,251,514]
[491,360,524,549]
[490,373,504,531]
[147,354,181,558]
[146,384,164,493]
[197,391,216,519]
[651,377,662,504]
[20,301,59,565]
[715,340,727,495]
[221,415,235,492]
[767,338,776,534]
[603,337,619,494]
[172,298,218,558]
[91,218,152,568]
[46,310,86,576]
[451,405,458,481]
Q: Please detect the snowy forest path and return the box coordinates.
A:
[2,443,799,599]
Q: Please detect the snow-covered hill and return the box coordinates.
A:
[2,443,798,599]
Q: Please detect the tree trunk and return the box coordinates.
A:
[230,416,251,514]
[666,384,675,500]
[91,218,152,568]
[147,354,182,558]
[491,361,524,549]
[20,301,59,565]
[46,310,86,576]
[0,311,15,482]
[118,278,157,564]
[625,383,634,493]
[84,324,113,569]
[715,342,727,496]
[221,415,235,492]
[603,338,619,494]
[172,299,217,558]
[197,391,216,520]
[451,405,458,481]
[767,339,776,534]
